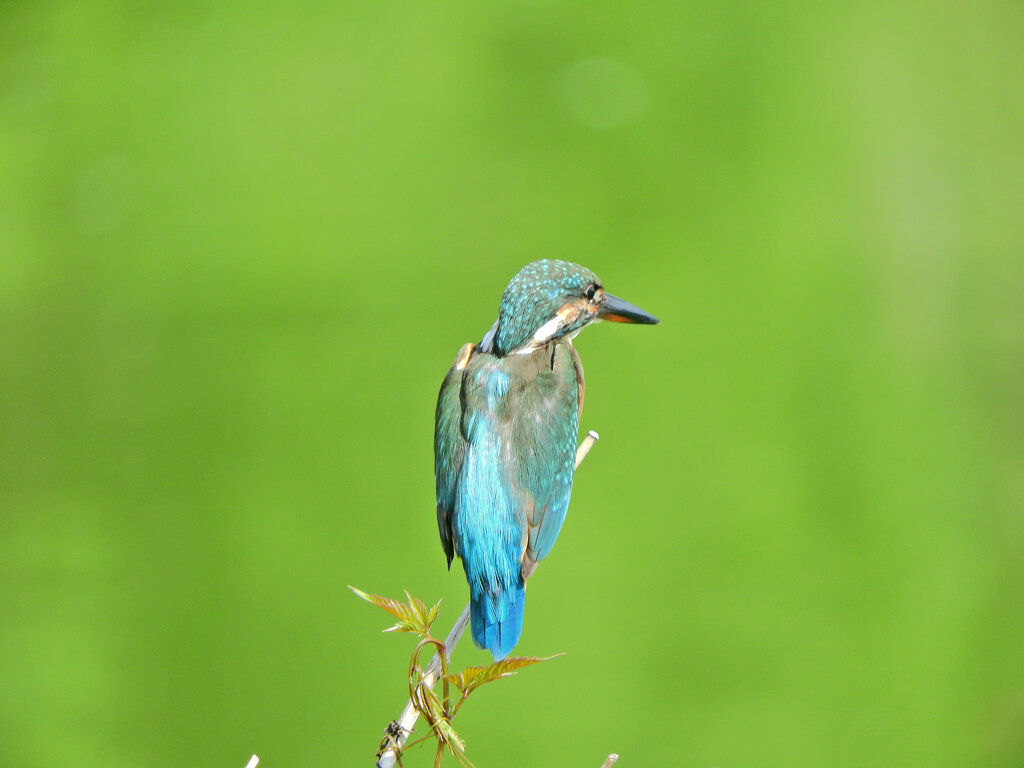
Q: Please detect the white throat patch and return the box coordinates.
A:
[509,316,563,355]
[531,315,563,343]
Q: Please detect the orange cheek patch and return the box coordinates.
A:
[557,300,587,324]
[556,303,576,322]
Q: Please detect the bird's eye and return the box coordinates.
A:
[584,284,598,300]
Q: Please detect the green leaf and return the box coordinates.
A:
[407,591,428,623]
[408,592,444,635]
[349,586,432,635]
[426,599,441,629]
[349,587,444,636]
[445,655,562,696]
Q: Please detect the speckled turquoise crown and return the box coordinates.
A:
[494,259,600,355]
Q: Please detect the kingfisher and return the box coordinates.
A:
[434,259,658,660]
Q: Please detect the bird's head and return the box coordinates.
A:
[484,259,659,356]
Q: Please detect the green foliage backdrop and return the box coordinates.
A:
[2,2,1022,767]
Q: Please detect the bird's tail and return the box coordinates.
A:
[470,579,526,661]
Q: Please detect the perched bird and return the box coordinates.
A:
[434,260,658,660]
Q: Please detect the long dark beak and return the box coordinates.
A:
[598,293,660,324]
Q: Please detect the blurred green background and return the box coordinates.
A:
[2,1,1023,766]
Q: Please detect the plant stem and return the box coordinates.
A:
[377,605,470,768]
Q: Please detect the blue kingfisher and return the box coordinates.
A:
[434,259,658,660]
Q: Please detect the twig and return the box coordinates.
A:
[375,431,600,768]
[575,430,599,469]
[599,754,619,768]
[376,605,470,768]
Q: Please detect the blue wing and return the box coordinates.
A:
[434,343,473,568]
[517,340,584,574]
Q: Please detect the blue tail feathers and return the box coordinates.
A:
[470,580,526,661]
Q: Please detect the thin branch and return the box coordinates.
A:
[375,430,600,768]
